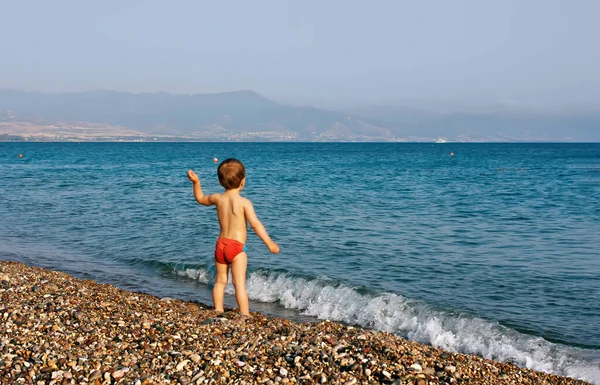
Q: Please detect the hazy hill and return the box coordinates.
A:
[343,105,600,141]
[1,89,598,141]
[0,89,389,137]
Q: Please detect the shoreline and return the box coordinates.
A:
[0,261,591,385]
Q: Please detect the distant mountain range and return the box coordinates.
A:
[1,89,598,141]
[341,105,600,141]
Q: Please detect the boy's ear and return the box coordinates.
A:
[241,178,246,187]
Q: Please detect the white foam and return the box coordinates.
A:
[175,267,600,384]
[176,268,211,284]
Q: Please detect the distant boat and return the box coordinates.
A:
[435,138,447,143]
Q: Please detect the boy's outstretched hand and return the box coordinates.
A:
[268,242,280,254]
[187,170,200,183]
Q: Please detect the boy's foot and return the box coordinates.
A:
[229,313,251,325]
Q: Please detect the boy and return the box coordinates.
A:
[187,158,279,316]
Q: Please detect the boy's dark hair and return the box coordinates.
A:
[217,158,246,190]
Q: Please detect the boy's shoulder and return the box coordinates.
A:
[238,196,253,207]
[220,193,250,206]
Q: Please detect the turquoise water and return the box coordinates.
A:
[1,142,599,382]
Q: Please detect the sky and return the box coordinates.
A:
[0,0,599,109]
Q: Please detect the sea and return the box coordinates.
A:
[1,142,599,383]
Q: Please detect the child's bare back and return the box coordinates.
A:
[214,191,249,244]
[187,158,279,316]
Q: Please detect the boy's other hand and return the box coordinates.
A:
[187,170,200,183]
[269,242,280,254]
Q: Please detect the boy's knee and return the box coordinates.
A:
[215,276,228,285]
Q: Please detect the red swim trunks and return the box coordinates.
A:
[214,238,247,264]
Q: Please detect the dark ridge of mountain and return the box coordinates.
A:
[0,89,390,137]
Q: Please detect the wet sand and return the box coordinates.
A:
[0,261,590,384]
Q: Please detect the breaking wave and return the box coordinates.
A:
[175,266,600,384]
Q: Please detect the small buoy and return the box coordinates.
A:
[213,158,218,163]
[19,154,23,158]
[450,152,454,156]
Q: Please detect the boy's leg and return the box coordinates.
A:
[230,252,249,316]
[212,261,229,313]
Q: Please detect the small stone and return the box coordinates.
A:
[191,372,204,383]
[279,368,288,377]
[235,361,246,367]
[88,370,102,381]
[112,369,125,379]
[51,370,64,379]
[365,368,371,376]
[382,370,392,378]
[190,354,201,363]
[423,367,435,375]
[409,363,422,373]
[445,365,456,374]
[176,360,190,371]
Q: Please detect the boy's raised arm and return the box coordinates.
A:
[188,170,218,206]
[244,200,280,254]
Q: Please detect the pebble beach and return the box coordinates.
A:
[0,261,591,385]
